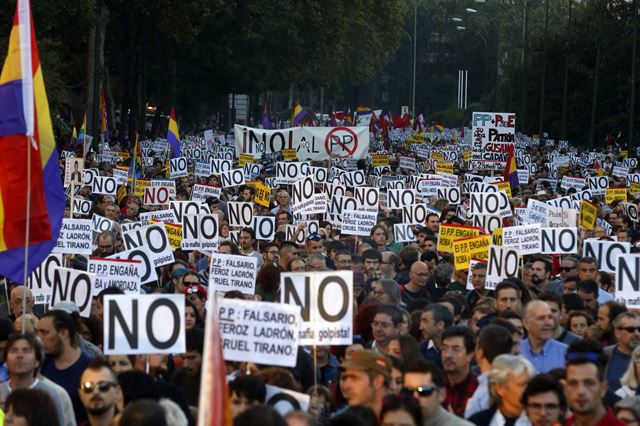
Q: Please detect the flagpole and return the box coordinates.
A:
[132,133,139,196]
[21,136,34,334]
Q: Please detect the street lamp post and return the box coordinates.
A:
[412,2,417,117]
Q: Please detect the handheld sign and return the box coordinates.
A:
[170,157,188,178]
[486,246,520,290]
[540,227,579,254]
[143,186,172,206]
[281,271,353,345]
[394,224,416,243]
[104,294,186,355]
[437,224,483,253]
[52,219,92,255]
[221,168,246,188]
[209,253,258,295]
[265,385,310,416]
[91,176,118,195]
[227,201,253,228]
[583,239,631,273]
[452,234,491,271]
[72,199,92,217]
[254,216,276,241]
[341,210,377,236]
[122,224,175,268]
[182,214,219,251]
[108,248,158,285]
[616,254,640,308]
[469,192,512,218]
[292,176,315,213]
[27,254,62,305]
[87,257,141,297]
[502,224,541,255]
[218,299,301,367]
[65,157,84,185]
[50,267,95,317]
[91,214,115,233]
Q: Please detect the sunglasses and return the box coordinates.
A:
[617,326,640,333]
[80,381,117,394]
[184,280,200,286]
[401,386,438,397]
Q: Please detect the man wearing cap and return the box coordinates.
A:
[338,349,391,417]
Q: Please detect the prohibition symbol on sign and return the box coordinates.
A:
[325,127,358,157]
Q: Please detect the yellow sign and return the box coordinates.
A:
[580,200,597,231]
[463,151,473,162]
[431,152,444,162]
[247,181,271,208]
[129,178,151,198]
[630,182,640,194]
[151,220,182,250]
[437,224,482,253]
[435,162,454,174]
[604,188,627,204]
[239,154,254,167]
[621,150,629,158]
[453,234,492,271]
[283,149,297,161]
[371,154,390,167]
[492,181,512,197]
[492,227,503,246]
[118,152,130,162]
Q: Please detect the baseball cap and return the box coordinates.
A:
[52,301,80,315]
[339,349,391,378]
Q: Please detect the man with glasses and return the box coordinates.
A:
[403,359,474,425]
[369,305,402,354]
[400,261,431,304]
[94,231,116,257]
[521,374,566,426]
[261,242,280,265]
[338,349,391,417]
[79,358,121,426]
[559,256,579,283]
[605,312,640,391]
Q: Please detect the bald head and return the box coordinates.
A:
[10,286,34,317]
[409,261,429,288]
[523,300,554,343]
[524,300,550,320]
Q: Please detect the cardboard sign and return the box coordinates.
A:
[91,176,118,195]
[341,210,377,236]
[472,215,502,234]
[540,227,578,254]
[254,216,276,241]
[580,200,598,231]
[583,239,631,273]
[438,224,483,253]
[437,187,462,205]
[276,161,310,185]
[191,184,222,203]
[50,267,95,317]
[103,294,186,355]
[182,214,218,251]
[486,246,520,290]
[265,385,310,416]
[523,199,548,225]
[209,253,258,295]
[387,189,417,210]
[281,271,353,345]
[402,204,429,226]
[394,224,416,243]
[210,159,233,175]
[218,299,301,367]
[170,157,188,178]
[452,234,491,271]
[108,248,158,285]
[52,219,92,255]
[502,224,541,255]
[292,176,315,213]
[353,187,379,213]
[64,157,84,185]
[154,221,182,251]
[143,186,172,206]
[170,200,211,225]
[139,209,179,226]
[341,170,366,188]
[27,254,62,305]
[227,201,254,228]
[246,181,271,208]
[469,191,512,218]
[492,181,512,197]
[621,202,640,222]
[221,168,246,188]
[72,199,92,217]
[561,176,586,191]
[122,224,174,268]
[604,188,627,204]
[588,176,609,194]
[370,154,390,167]
[91,214,115,233]
[87,257,141,296]
[616,254,640,308]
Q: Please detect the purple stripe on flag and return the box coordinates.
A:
[0,80,26,137]
[167,131,181,158]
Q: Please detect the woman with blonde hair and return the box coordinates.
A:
[615,346,640,398]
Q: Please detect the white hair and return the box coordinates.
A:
[488,354,537,404]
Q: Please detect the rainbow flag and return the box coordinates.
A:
[99,87,108,140]
[0,0,65,282]
[167,106,181,158]
[504,145,519,190]
[292,101,307,126]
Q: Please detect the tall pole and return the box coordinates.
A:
[630,0,638,154]
[590,0,605,149]
[92,0,102,151]
[561,0,573,139]
[412,2,417,116]
[538,0,549,138]
[520,0,528,131]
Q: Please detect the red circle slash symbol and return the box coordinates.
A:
[325,127,358,157]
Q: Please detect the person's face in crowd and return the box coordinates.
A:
[97,235,115,257]
[617,230,632,242]
[596,305,611,334]
[420,239,436,253]
[107,355,133,375]
[543,301,562,331]
[280,246,300,267]
[126,202,138,219]
[390,367,403,395]
[263,246,280,264]
[290,259,305,272]
[336,254,352,270]
[381,408,418,426]
[36,316,64,356]
[495,371,530,417]
[530,261,549,286]
[403,372,443,419]
[387,338,402,360]
[370,281,393,304]
[496,288,521,314]
[239,231,253,251]
[372,228,387,247]
[4,405,29,426]
[506,318,525,337]
[372,313,399,347]
[79,367,120,416]
[364,257,380,275]
[380,252,396,278]
[511,332,523,354]
[416,232,427,245]
[179,274,200,294]
[339,368,378,407]
[220,224,230,238]
[218,243,232,255]
[230,391,260,418]
[9,287,34,317]
[524,303,554,343]
[307,239,324,255]
[570,315,589,337]
[183,350,203,377]
[276,190,290,207]
[276,213,289,227]
[240,188,252,201]
[419,311,441,341]
[471,267,486,292]
[614,315,640,353]
[185,305,197,330]
[525,391,563,426]
[409,262,429,288]
[441,336,473,378]
[577,288,597,311]
[560,259,578,282]
[592,226,606,238]
[426,215,440,233]
[344,344,364,360]
[470,310,486,335]
[564,363,606,417]
[105,204,119,221]
[6,338,38,377]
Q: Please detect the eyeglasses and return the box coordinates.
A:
[559,267,576,272]
[617,326,640,333]
[80,381,117,394]
[527,403,560,412]
[184,280,200,286]
[401,386,438,397]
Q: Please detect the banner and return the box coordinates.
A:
[87,257,141,296]
[437,224,483,253]
[52,219,92,255]
[210,253,258,295]
[234,125,370,161]
[452,234,491,271]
